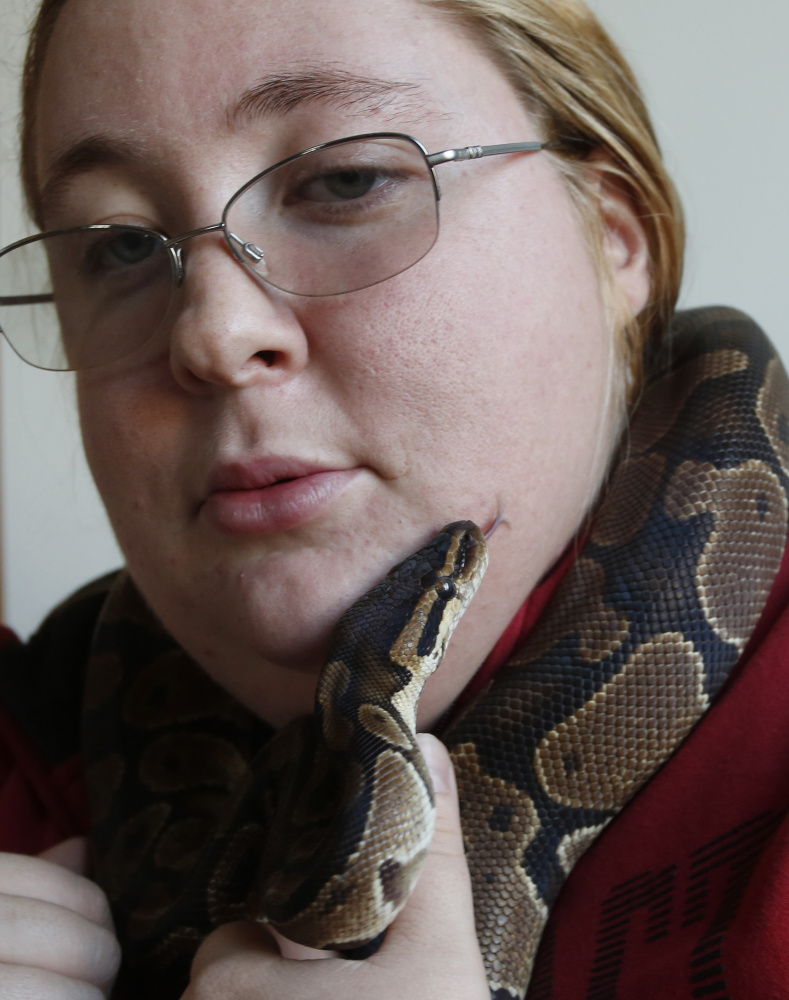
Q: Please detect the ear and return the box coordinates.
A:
[589,153,651,319]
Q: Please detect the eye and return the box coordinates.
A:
[294,167,386,204]
[434,579,457,601]
[105,232,158,266]
[86,231,160,272]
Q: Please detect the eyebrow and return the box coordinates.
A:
[230,68,438,124]
[37,69,444,225]
[38,135,146,226]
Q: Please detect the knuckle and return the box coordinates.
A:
[72,880,114,929]
[0,851,111,927]
[84,925,122,988]
[0,893,120,989]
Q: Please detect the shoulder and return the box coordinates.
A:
[0,572,120,767]
[0,573,120,851]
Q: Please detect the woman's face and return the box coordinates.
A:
[35,0,647,725]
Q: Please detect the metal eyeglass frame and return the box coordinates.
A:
[0,132,555,310]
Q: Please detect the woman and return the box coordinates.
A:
[1,0,788,997]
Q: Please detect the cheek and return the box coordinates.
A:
[312,173,611,465]
[76,371,183,536]
[79,381,129,494]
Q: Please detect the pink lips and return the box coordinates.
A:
[201,457,360,535]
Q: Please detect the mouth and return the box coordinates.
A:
[201,457,362,535]
[206,456,341,494]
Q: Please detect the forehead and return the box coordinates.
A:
[36,0,527,172]
[41,0,437,119]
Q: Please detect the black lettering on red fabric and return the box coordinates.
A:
[525,811,783,1000]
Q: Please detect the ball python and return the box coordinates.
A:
[81,307,789,999]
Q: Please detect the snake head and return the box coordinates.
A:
[318,520,489,749]
[325,520,489,705]
[386,520,489,681]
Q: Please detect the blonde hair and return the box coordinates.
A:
[20,0,684,398]
[420,0,685,398]
[20,0,69,223]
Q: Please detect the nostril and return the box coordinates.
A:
[256,350,277,366]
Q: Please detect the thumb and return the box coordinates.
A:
[417,733,466,859]
[384,735,482,960]
[39,835,90,875]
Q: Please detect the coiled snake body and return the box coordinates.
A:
[83,308,789,999]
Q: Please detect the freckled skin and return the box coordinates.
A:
[36,0,650,730]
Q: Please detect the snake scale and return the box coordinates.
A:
[81,307,789,999]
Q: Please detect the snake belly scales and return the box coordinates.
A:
[81,308,789,999]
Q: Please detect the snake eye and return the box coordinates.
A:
[435,579,457,601]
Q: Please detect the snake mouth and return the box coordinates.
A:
[407,521,488,658]
[410,521,488,607]
[437,520,489,591]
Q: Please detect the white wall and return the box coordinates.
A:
[1,0,788,637]
[589,0,788,344]
[1,0,123,638]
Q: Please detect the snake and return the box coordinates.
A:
[81,307,789,999]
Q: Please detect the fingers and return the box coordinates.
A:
[387,735,482,951]
[0,963,107,1000]
[367,734,488,997]
[0,893,120,989]
[0,848,120,998]
[39,837,90,876]
[190,921,277,978]
[417,733,466,852]
[268,928,337,961]
[0,850,112,928]
[186,736,489,1000]
[191,922,334,971]
[186,922,331,1000]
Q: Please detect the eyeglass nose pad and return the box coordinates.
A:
[228,231,269,278]
[171,245,186,288]
[241,242,268,277]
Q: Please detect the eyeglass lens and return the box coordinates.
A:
[0,135,438,371]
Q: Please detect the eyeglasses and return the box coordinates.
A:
[0,132,551,371]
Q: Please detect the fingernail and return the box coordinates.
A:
[417,733,451,794]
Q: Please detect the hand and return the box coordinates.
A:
[0,837,121,999]
[183,734,490,1000]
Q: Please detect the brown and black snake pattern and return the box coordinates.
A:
[81,308,789,999]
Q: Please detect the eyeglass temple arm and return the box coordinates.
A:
[425,141,553,168]
[0,294,53,306]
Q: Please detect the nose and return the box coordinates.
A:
[165,230,308,394]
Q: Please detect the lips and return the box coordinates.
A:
[201,457,361,535]
[206,457,340,494]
